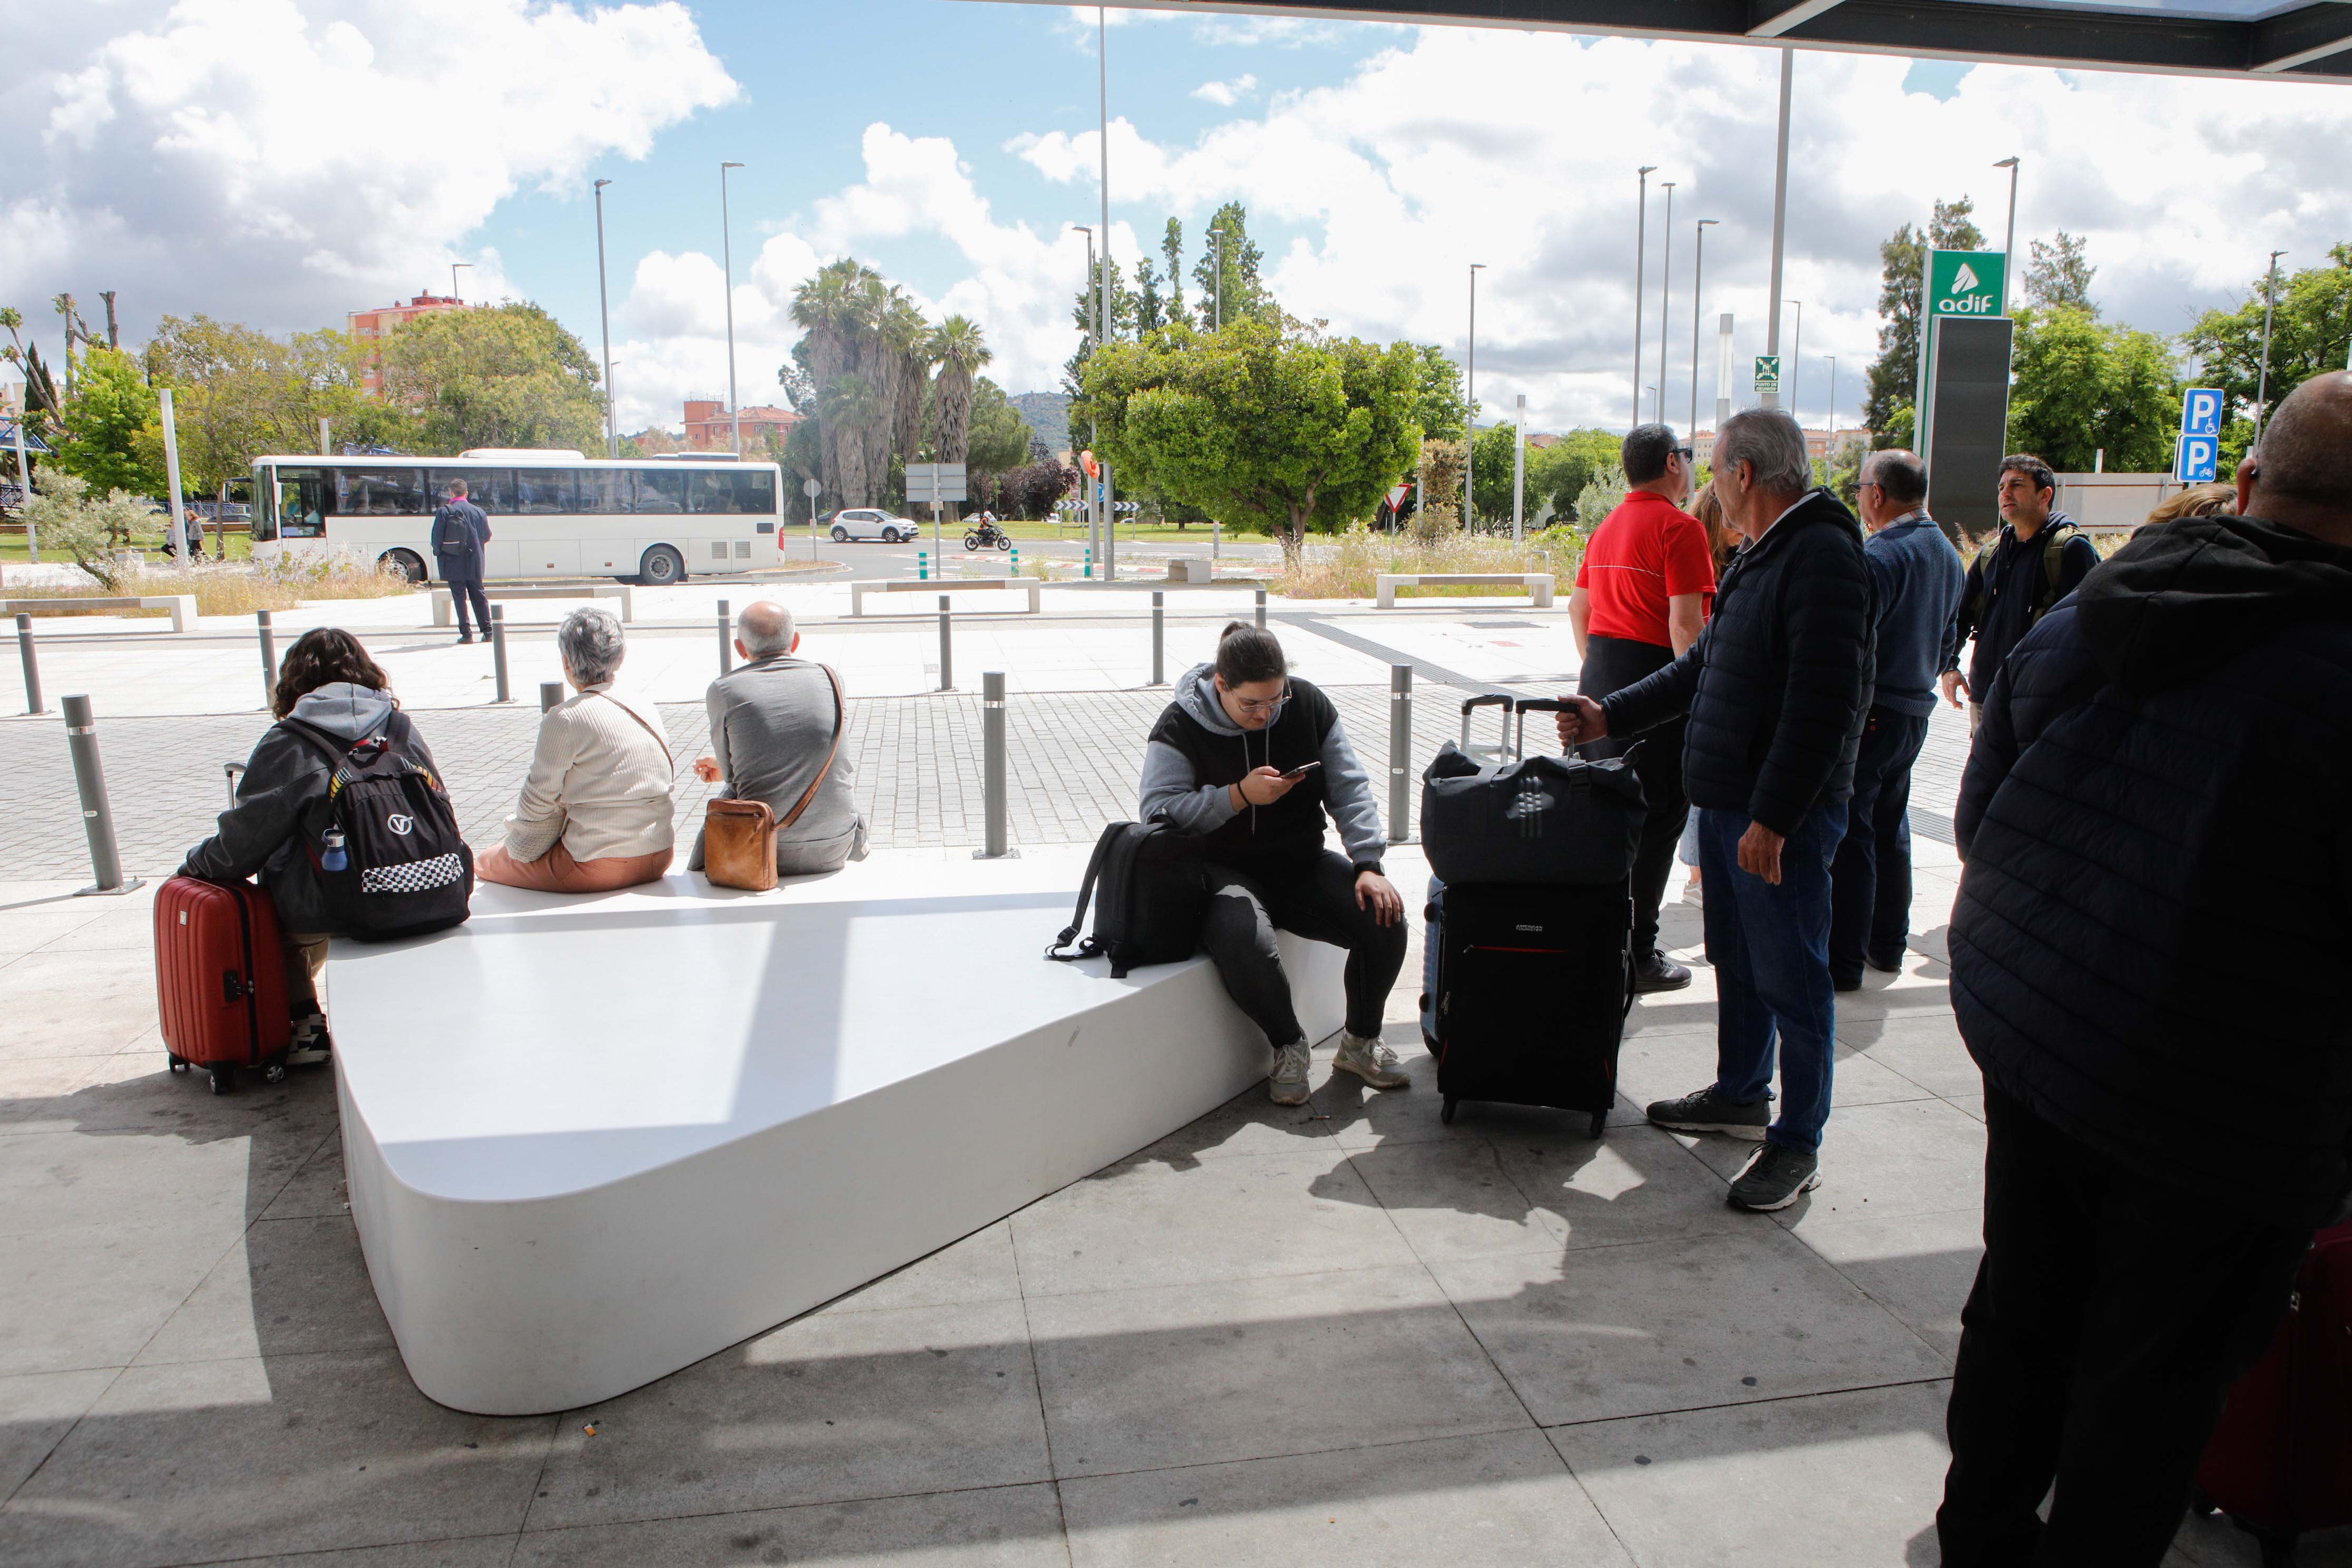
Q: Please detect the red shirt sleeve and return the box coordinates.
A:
[1573,551,1591,589]
[1659,514,1717,599]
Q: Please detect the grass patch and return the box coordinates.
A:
[4,552,415,618]
[1277,526,1581,600]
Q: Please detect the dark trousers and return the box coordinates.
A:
[1938,1085,2313,1566]
[442,568,490,639]
[1578,633,1688,961]
[1827,705,1930,985]
[1200,851,1407,1045]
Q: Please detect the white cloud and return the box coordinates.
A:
[1191,73,1258,106]
[5,0,737,346]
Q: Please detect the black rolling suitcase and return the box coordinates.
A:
[1422,698,1639,1136]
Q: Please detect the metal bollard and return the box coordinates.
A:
[256,609,278,708]
[540,681,564,713]
[717,598,732,675]
[16,613,44,715]
[975,670,1014,860]
[1213,521,1221,560]
[491,605,511,703]
[937,595,953,691]
[1083,546,1093,581]
[61,694,142,896]
[1151,591,1165,686]
[1009,546,1020,577]
[1387,663,1414,844]
[1255,587,1267,631]
[918,551,929,582]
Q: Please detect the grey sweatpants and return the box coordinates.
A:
[1199,850,1406,1046]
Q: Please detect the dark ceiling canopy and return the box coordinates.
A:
[989,0,2352,83]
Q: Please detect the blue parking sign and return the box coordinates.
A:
[2182,387,2223,437]
[2177,434,2219,484]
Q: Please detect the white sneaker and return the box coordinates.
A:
[1267,1041,1312,1105]
[1333,1032,1410,1090]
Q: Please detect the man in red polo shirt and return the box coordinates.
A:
[1571,423,1715,991]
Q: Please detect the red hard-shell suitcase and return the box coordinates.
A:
[152,875,292,1095]
[2196,1219,2352,1565]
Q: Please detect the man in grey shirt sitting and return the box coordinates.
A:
[688,601,867,876]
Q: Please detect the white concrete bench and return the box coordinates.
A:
[850,578,1042,616]
[4,594,198,633]
[324,848,1343,1415]
[1375,573,1555,610]
[430,583,634,627]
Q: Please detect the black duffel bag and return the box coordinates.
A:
[1045,820,1207,978]
[1421,697,1647,887]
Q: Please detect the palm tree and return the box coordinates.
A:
[885,292,932,486]
[791,259,877,505]
[816,373,881,506]
[927,316,992,522]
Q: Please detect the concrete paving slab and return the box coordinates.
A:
[825,1219,1025,1316]
[1677,1099,1987,1231]
[31,899,160,953]
[0,1221,236,1377]
[0,949,158,1059]
[0,1127,253,1240]
[1008,1145,1417,1299]
[1341,1135,1573,1262]
[1432,1227,1947,1426]
[0,1366,117,1497]
[169,1535,517,1567]
[0,1057,102,1125]
[1491,1124,1757,1254]
[1060,1428,1634,1567]
[528,1296,1050,1529]
[136,1216,394,1366]
[1122,1076,1338,1165]
[1026,1262,1526,1477]
[513,1482,1069,1567]
[1549,1380,1954,1567]
[258,1125,352,1221]
[1796,1207,1985,1365]
[0,894,108,960]
[0,1350,554,1568]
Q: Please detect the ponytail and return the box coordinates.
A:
[1214,621,1287,685]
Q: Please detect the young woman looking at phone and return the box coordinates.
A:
[1139,622,1409,1105]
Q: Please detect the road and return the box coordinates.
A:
[775,528,1282,582]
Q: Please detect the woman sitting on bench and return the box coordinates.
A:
[477,608,677,894]
[1139,621,1409,1105]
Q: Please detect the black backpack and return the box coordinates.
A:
[284,712,474,941]
[1044,821,1206,978]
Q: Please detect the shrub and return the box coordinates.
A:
[22,471,148,591]
[1277,523,1580,600]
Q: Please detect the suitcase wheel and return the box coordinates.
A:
[166,1053,186,1073]
[1440,1096,1458,1126]
[262,1062,287,1086]
[207,1069,233,1095]
[1588,1110,1609,1139]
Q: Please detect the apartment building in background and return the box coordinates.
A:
[346,292,469,395]
[683,397,803,451]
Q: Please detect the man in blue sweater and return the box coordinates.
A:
[1830,449,1966,989]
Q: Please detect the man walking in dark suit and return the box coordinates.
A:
[431,478,493,644]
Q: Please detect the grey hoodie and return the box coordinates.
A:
[1138,662,1387,868]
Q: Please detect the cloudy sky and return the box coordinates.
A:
[11,0,2351,439]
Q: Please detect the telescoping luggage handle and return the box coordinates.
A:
[1458,693,1516,762]
[1513,697,1639,770]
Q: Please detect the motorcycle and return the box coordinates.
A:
[964,518,1012,551]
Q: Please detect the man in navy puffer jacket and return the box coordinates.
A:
[1938,371,2352,1566]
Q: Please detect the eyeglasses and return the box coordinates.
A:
[1231,688,1290,717]
[1675,446,1695,462]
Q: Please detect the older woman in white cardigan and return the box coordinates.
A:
[476,608,677,893]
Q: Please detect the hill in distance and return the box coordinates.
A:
[1011,391,1071,458]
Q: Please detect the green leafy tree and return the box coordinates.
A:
[1864,198,1984,446]
[963,378,1033,476]
[54,345,164,495]
[2005,306,2181,474]
[1469,420,1528,528]
[2025,232,2097,314]
[1160,219,1187,330]
[378,302,604,455]
[23,468,150,590]
[1528,429,1623,522]
[1572,461,1630,534]
[138,315,397,499]
[1082,316,1421,558]
[1407,345,1470,443]
[788,258,933,507]
[1063,254,1138,401]
[1192,202,1277,329]
[2182,242,2352,465]
[923,313,991,522]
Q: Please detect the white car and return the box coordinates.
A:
[825,508,917,543]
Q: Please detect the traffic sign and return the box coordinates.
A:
[1386,485,1409,509]
[2181,386,2224,438]
[1927,249,2008,319]
[2176,434,2220,484]
[1753,356,1781,396]
[903,462,967,504]
[802,477,821,499]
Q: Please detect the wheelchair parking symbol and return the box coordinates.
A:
[2177,435,2219,484]
[2182,387,2223,438]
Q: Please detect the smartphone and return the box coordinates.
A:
[1278,761,1322,781]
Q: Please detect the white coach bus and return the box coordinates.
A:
[247,449,785,585]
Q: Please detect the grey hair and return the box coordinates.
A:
[1712,409,1813,498]
[557,607,626,687]
[738,600,795,658]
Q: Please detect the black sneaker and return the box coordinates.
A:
[1727,1142,1821,1211]
[1832,971,1864,994]
[1647,1085,1770,1138]
[1633,952,1692,993]
[1866,952,1906,975]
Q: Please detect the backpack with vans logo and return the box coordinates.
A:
[283,711,474,940]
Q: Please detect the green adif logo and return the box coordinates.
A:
[1951,262,1981,294]
[1930,250,2006,318]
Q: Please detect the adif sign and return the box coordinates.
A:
[1928,250,2007,318]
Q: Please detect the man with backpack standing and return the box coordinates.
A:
[1940,454,2097,730]
[432,478,494,644]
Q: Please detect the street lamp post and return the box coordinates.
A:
[720,161,744,456]
[450,262,472,303]
[1785,300,1801,427]
[594,179,616,457]
[1466,263,1486,528]
[1077,224,1096,563]
[1097,6,1115,581]
[1646,386,1658,425]
[1689,219,1718,434]
[1512,392,1526,543]
[1994,157,2021,270]
[1655,182,1675,429]
[2254,248,2288,447]
[1631,165,1655,431]
[1763,46,1793,409]
[1825,355,1837,449]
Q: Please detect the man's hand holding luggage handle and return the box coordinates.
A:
[1556,693,1785,883]
[1554,696,1608,749]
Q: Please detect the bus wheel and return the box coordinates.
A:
[638,545,686,586]
[382,550,427,584]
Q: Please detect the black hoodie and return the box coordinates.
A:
[1951,514,2352,1227]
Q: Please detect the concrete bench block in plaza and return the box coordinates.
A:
[849,579,1042,615]
[5,593,199,632]
[430,583,634,627]
[1374,573,1555,610]
[326,849,1342,1415]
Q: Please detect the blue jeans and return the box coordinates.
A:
[1829,707,1930,985]
[1697,801,1847,1153]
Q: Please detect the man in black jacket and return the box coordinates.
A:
[431,478,493,643]
[1937,371,2352,1565]
[1939,453,2097,729]
[1557,409,1874,1211]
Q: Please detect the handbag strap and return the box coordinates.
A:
[775,664,846,832]
[591,689,675,775]
[1045,827,1120,961]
